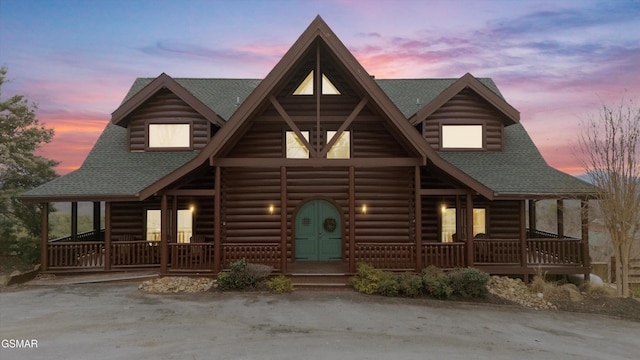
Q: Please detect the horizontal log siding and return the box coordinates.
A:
[221,168,282,244]
[354,168,413,244]
[351,121,410,157]
[423,89,504,151]
[286,168,350,260]
[489,201,521,239]
[127,89,210,151]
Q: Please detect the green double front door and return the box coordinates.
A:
[295,200,342,261]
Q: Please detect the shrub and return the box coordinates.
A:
[266,275,294,294]
[448,267,490,298]
[377,272,401,297]
[352,263,387,295]
[579,282,616,298]
[217,259,273,291]
[397,272,424,297]
[422,266,452,299]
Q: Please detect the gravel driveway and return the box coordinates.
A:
[1,283,638,360]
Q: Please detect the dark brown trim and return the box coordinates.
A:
[280,166,287,272]
[214,166,221,272]
[160,195,168,274]
[318,97,368,158]
[270,95,317,157]
[581,200,590,281]
[162,189,216,196]
[104,202,112,271]
[349,166,356,272]
[420,188,475,196]
[520,200,527,280]
[409,73,520,126]
[71,202,78,242]
[212,157,421,167]
[466,194,474,267]
[439,123,487,151]
[415,166,422,271]
[557,199,564,239]
[145,120,194,151]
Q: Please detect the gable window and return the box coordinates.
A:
[293,71,341,95]
[441,207,486,242]
[148,123,191,148]
[146,209,193,243]
[327,130,350,159]
[441,125,483,149]
[286,131,310,158]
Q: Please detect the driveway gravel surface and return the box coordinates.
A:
[1,283,638,360]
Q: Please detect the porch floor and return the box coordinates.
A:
[287,261,349,275]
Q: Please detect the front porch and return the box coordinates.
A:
[43,231,588,279]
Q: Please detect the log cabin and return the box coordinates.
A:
[22,16,595,281]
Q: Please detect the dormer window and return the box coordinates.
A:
[441,125,483,150]
[293,71,341,95]
[148,123,191,149]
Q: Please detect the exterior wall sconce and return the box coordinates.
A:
[268,204,275,215]
[189,204,196,213]
[361,204,367,215]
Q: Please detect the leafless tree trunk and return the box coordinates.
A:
[577,98,640,297]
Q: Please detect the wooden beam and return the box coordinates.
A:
[269,95,317,157]
[93,202,101,241]
[520,200,528,281]
[214,166,221,273]
[257,115,381,123]
[318,97,368,158]
[160,195,168,275]
[420,189,474,196]
[71,202,78,242]
[316,42,321,153]
[212,157,421,167]
[280,166,287,273]
[349,166,356,273]
[528,199,536,236]
[163,189,216,196]
[104,202,111,271]
[40,203,48,272]
[415,166,422,272]
[557,199,564,239]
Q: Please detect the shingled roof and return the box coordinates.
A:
[21,76,593,201]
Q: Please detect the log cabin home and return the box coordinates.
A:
[22,16,595,281]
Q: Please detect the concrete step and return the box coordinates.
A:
[288,273,353,290]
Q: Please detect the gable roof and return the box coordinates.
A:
[20,16,593,202]
[409,73,520,126]
[111,73,228,127]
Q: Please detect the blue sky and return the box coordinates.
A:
[1,0,639,174]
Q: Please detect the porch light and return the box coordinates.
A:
[189,204,196,213]
[268,204,275,215]
[361,204,367,215]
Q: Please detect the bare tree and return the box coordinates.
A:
[577,98,640,297]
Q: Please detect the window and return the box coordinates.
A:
[145,209,193,243]
[441,125,483,149]
[148,123,191,148]
[293,71,341,95]
[440,207,486,242]
[286,131,310,158]
[327,130,350,159]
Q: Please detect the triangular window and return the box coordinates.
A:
[293,71,341,95]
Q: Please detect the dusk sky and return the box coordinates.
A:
[1,0,639,175]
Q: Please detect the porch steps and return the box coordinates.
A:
[288,273,353,290]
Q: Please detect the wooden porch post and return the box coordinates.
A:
[71,202,78,241]
[349,166,356,273]
[214,166,221,273]
[520,200,528,281]
[556,199,564,239]
[465,193,474,267]
[528,199,536,237]
[40,203,48,272]
[280,166,287,273]
[415,166,422,272]
[581,199,591,281]
[160,194,168,274]
[93,202,101,241]
[104,202,111,271]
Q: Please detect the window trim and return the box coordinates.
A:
[144,208,194,243]
[440,123,485,151]
[439,206,488,243]
[145,120,193,151]
[292,70,341,96]
[285,130,311,159]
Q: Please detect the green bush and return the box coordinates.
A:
[217,259,273,291]
[448,267,490,298]
[351,263,387,295]
[266,275,294,294]
[377,272,401,297]
[397,272,424,297]
[422,266,453,299]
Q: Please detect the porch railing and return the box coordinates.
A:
[169,243,215,271]
[222,243,281,270]
[49,229,105,243]
[474,239,521,264]
[48,242,104,269]
[111,241,161,267]
[423,242,466,268]
[355,243,416,270]
[527,239,582,265]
